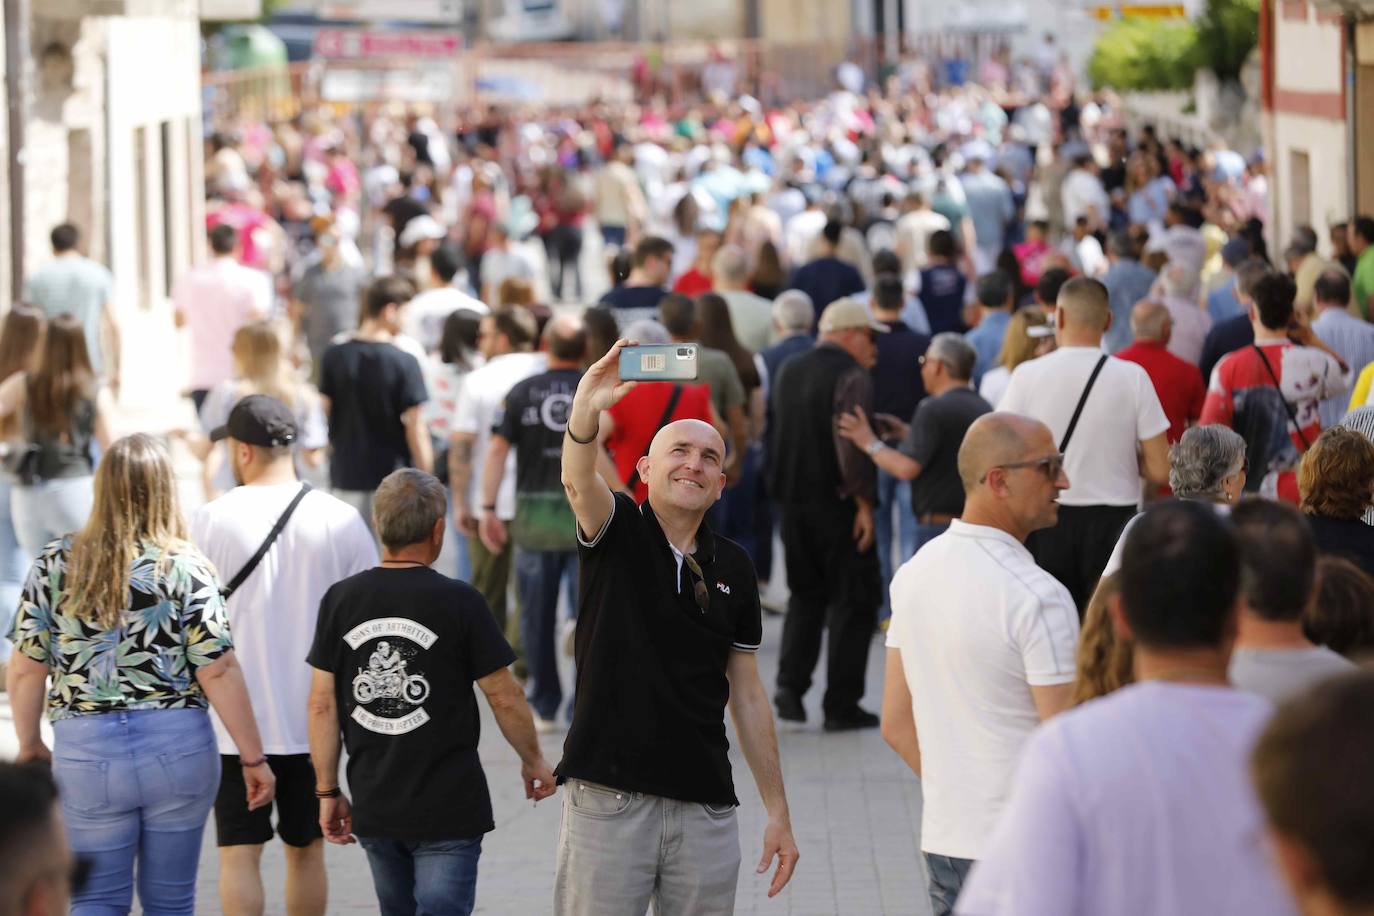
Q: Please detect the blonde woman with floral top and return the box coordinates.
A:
[5,433,274,916]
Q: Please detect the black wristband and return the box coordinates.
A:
[314,786,341,798]
[566,420,598,444]
[481,503,496,511]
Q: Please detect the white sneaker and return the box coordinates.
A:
[534,716,560,734]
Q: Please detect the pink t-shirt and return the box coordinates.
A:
[172,258,270,390]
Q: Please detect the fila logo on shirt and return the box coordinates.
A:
[343,618,437,736]
[716,581,730,595]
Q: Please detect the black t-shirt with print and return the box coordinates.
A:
[307,567,515,841]
[494,368,581,550]
[556,493,763,806]
[318,339,428,491]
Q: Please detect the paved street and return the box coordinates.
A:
[2,612,931,915]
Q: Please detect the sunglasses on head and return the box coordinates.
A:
[980,452,1066,484]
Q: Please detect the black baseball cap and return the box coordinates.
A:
[209,394,298,448]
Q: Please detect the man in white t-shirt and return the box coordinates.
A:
[957,501,1296,916]
[190,395,378,916]
[999,277,1170,609]
[449,308,545,650]
[882,412,1080,916]
[894,191,951,283]
[400,243,487,354]
[1228,499,1354,704]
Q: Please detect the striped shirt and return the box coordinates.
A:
[1313,306,1374,428]
[1338,406,1374,526]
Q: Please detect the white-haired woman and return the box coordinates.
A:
[6,434,274,915]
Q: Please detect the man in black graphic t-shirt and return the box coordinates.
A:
[479,315,585,730]
[554,338,799,916]
[307,469,554,916]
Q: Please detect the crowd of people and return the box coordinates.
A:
[2,49,1374,916]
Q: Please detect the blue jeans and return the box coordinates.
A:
[11,475,94,561]
[359,835,482,916]
[0,479,28,661]
[514,547,577,720]
[52,709,220,916]
[876,469,917,623]
[716,443,765,571]
[924,852,975,916]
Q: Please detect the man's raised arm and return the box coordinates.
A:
[563,338,637,540]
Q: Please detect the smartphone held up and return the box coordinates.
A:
[619,343,700,381]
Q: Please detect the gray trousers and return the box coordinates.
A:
[554,780,741,916]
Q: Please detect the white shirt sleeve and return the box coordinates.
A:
[344,513,380,573]
[1013,589,1079,686]
[997,365,1028,415]
[955,725,1084,916]
[1132,363,1171,441]
[450,375,479,435]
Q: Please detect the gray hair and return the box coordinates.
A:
[927,332,977,382]
[711,245,750,284]
[1160,261,1201,299]
[1168,426,1247,499]
[773,290,814,333]
[622,318,669,344]
[373,469,447,550]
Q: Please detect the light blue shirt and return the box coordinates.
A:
[1312,306,1374,428]
[22,255,114,374]
[960,170,1015,255]
[1101,259,1157,354]
[1206,274,1243,323]
[966,310,1012,385]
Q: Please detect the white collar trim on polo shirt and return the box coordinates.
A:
[947,518,1027,551]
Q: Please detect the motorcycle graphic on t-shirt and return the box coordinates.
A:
[342,618,438,735]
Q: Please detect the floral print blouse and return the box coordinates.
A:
[6,537,234,720]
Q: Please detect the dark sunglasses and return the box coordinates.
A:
[980,452,1066,484]
[682,553,710,614]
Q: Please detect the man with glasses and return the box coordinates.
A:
[879,412,1080,916]
[0,761,81,916]
[838,332,992,559]
[769,298,886,730]
[999,277,1171,610]
[554,341,799,915]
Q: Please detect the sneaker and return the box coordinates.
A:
[774,688,806,723]
[823,707,880,732]
[534,716,560,735]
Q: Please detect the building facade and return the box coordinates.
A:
[1264,0,1374,253]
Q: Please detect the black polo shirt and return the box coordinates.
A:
[555,492,762,806]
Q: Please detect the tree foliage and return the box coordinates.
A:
[1088,18,1198,91]
[1087,0,1260,90]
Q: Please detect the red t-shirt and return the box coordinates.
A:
[1118,340,1206,497]
[608,382,714,503]
[1199,340,1346,502]
[672,268,713,296]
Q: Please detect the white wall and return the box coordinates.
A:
[1271,113,1348,252]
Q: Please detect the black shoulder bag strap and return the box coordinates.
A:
[625,385,684,494]
[221,483,313,599]
[1252,344,1312,450]
[1059,354,1109,453]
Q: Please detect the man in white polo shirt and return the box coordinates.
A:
[999,277,1170,610]
[190,395,378,916]
[881,412,1080,916]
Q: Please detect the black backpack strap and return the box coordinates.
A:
[1059,355,1109,453]
[625,384,684,494]
[221,483,312,599]
[1252,344,1312,450]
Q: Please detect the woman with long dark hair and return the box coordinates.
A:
[697,292,766,565]
[6,433,274,914]
[0,313,114,559]
[0,306,44,668]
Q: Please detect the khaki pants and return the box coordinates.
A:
[554,780,741,916]
[467,534,524,676]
